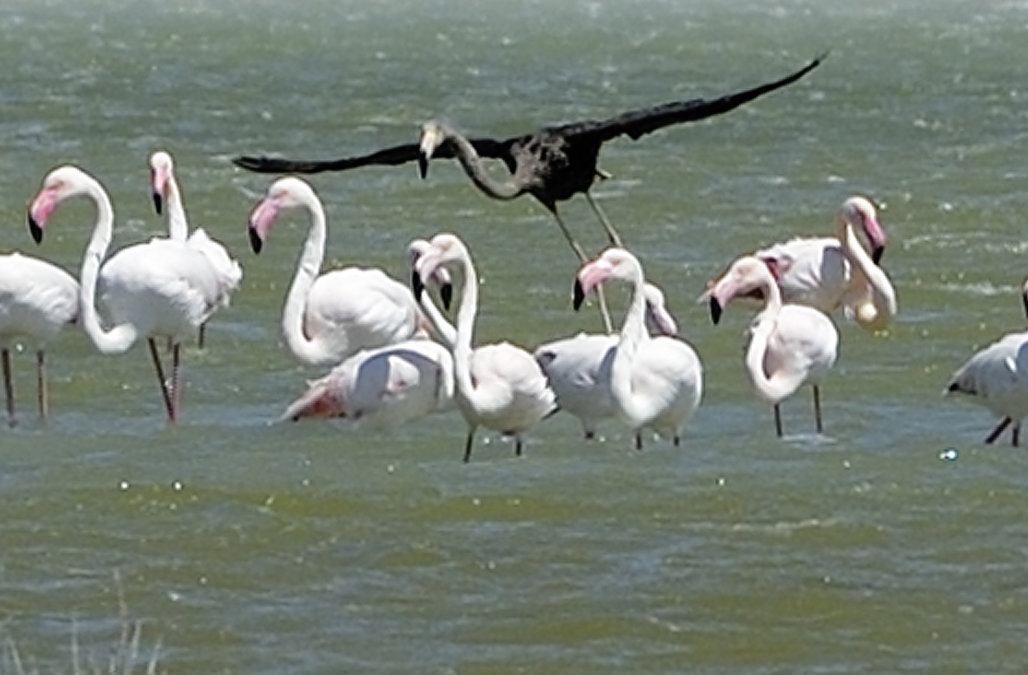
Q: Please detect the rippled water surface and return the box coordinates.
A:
[2,0,1028,672]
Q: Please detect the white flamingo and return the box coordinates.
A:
[414,233,556,462]
[752,196,896,332]
[248,177,438,367]
[707,255,838,437]
[278,339,454,426]
[28,165,223,422]
[0,251,78,425]
[946,278,1028,446]
[277,239,457,427]
[533,282,680,440]
[150,150,242,348]
[572,249,703,448]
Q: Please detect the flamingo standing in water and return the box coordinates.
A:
[751,196,897,332]
[945,277,1028,446]
[533,282,679,440]
[248,177,442,367]
[413,233,556,462]
[149,150,242,347]
[707,255,838,437]
[277,239,457,426]
[0,251,78,425]
[572,248,703,448]
[28,165,223,422]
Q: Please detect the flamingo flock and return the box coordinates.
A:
[7,143,1017,457]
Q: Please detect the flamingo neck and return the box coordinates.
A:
[165,172,189,241]
[744,279,796,404]
[443,129,523,200]
[78,179,138,354]
[282,194,331,365]
[838,218,896,330]
[417,290,457,349]
[451,251,480,400]
[609,265,652,425]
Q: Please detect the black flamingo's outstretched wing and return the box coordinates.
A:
[232,138,512,174]
[555,54,826,144]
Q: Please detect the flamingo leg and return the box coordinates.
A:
[1013,422,1021,448]
[463,427,476,463]
[552,208,613,333]
[584,191,624,248]
[635,432,643,451]
[170,342,181,423]
[984,417,1011,445]
[813,385,824,434]
[773,404,783,438]
[514,436,522,457]
[2,348,15,426]
[36,349,48,423]
[198,322,207,350]
[147,338,176,422]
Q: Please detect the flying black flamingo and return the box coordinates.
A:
[233,55,824,260]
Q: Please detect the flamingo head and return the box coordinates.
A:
[27,165,95,244]
[641,282,678,336]
[407,238,454,310]
[248,176,317,255]
[573,248,643,311]
[705,256,776,325]
[840,195,886,264]
[418,121,448,179]
[413,233,468,300]
[149,150,174,216]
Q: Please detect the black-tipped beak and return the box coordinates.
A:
[572,279,585,311]
[871,245,884,265]
[440,282,453,310]
[248,227,263,255]
[418,154,429,180]
[152,192,163,215]
[1022,292,1028,322]
[709,297,723,325]
[412,270,425,301]
[28,214,43,244]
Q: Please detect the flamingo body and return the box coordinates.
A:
[414,233,555,461]
[0,253,78,342]
[708,255,838,436]
[280,338,454,427]
[574,249,703,447]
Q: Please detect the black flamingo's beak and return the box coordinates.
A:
[572,279,585,311]
[248,227,263,255]
[27,214,43,244]
[440,282,453,310]
[152,192,163,215]
[709,297,723,325]
[871,245,884,265]
[412,270,425,301]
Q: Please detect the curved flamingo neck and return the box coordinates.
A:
[282,192,331,365]
[451,249,480,399]
[78,177,138,354]
[837,216,896,329]
[609,261,652,424]
[442,127,523,201]
[745,272,796,403]
[164,171,189,241]
[418,290,457,348]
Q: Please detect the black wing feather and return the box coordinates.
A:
[232,138,511,174]
[562,54,825,144]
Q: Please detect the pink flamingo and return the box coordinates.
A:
[707,255,838,437]
[28,165,222,422]
[413,233,556,462]
[572,248,703,448]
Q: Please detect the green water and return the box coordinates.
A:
[2,0,1028,672]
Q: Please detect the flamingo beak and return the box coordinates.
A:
[440,282,453,310]
[248,198,279,255]
[871,245,885,265]
[27,187,58,244]
[411,269,426,301]
[1022,290,1028,322]
[28,213,43,244]
[709,297,723,325]
[248,227,263,255]
[152,191,164,215]
[572,278,586,311]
